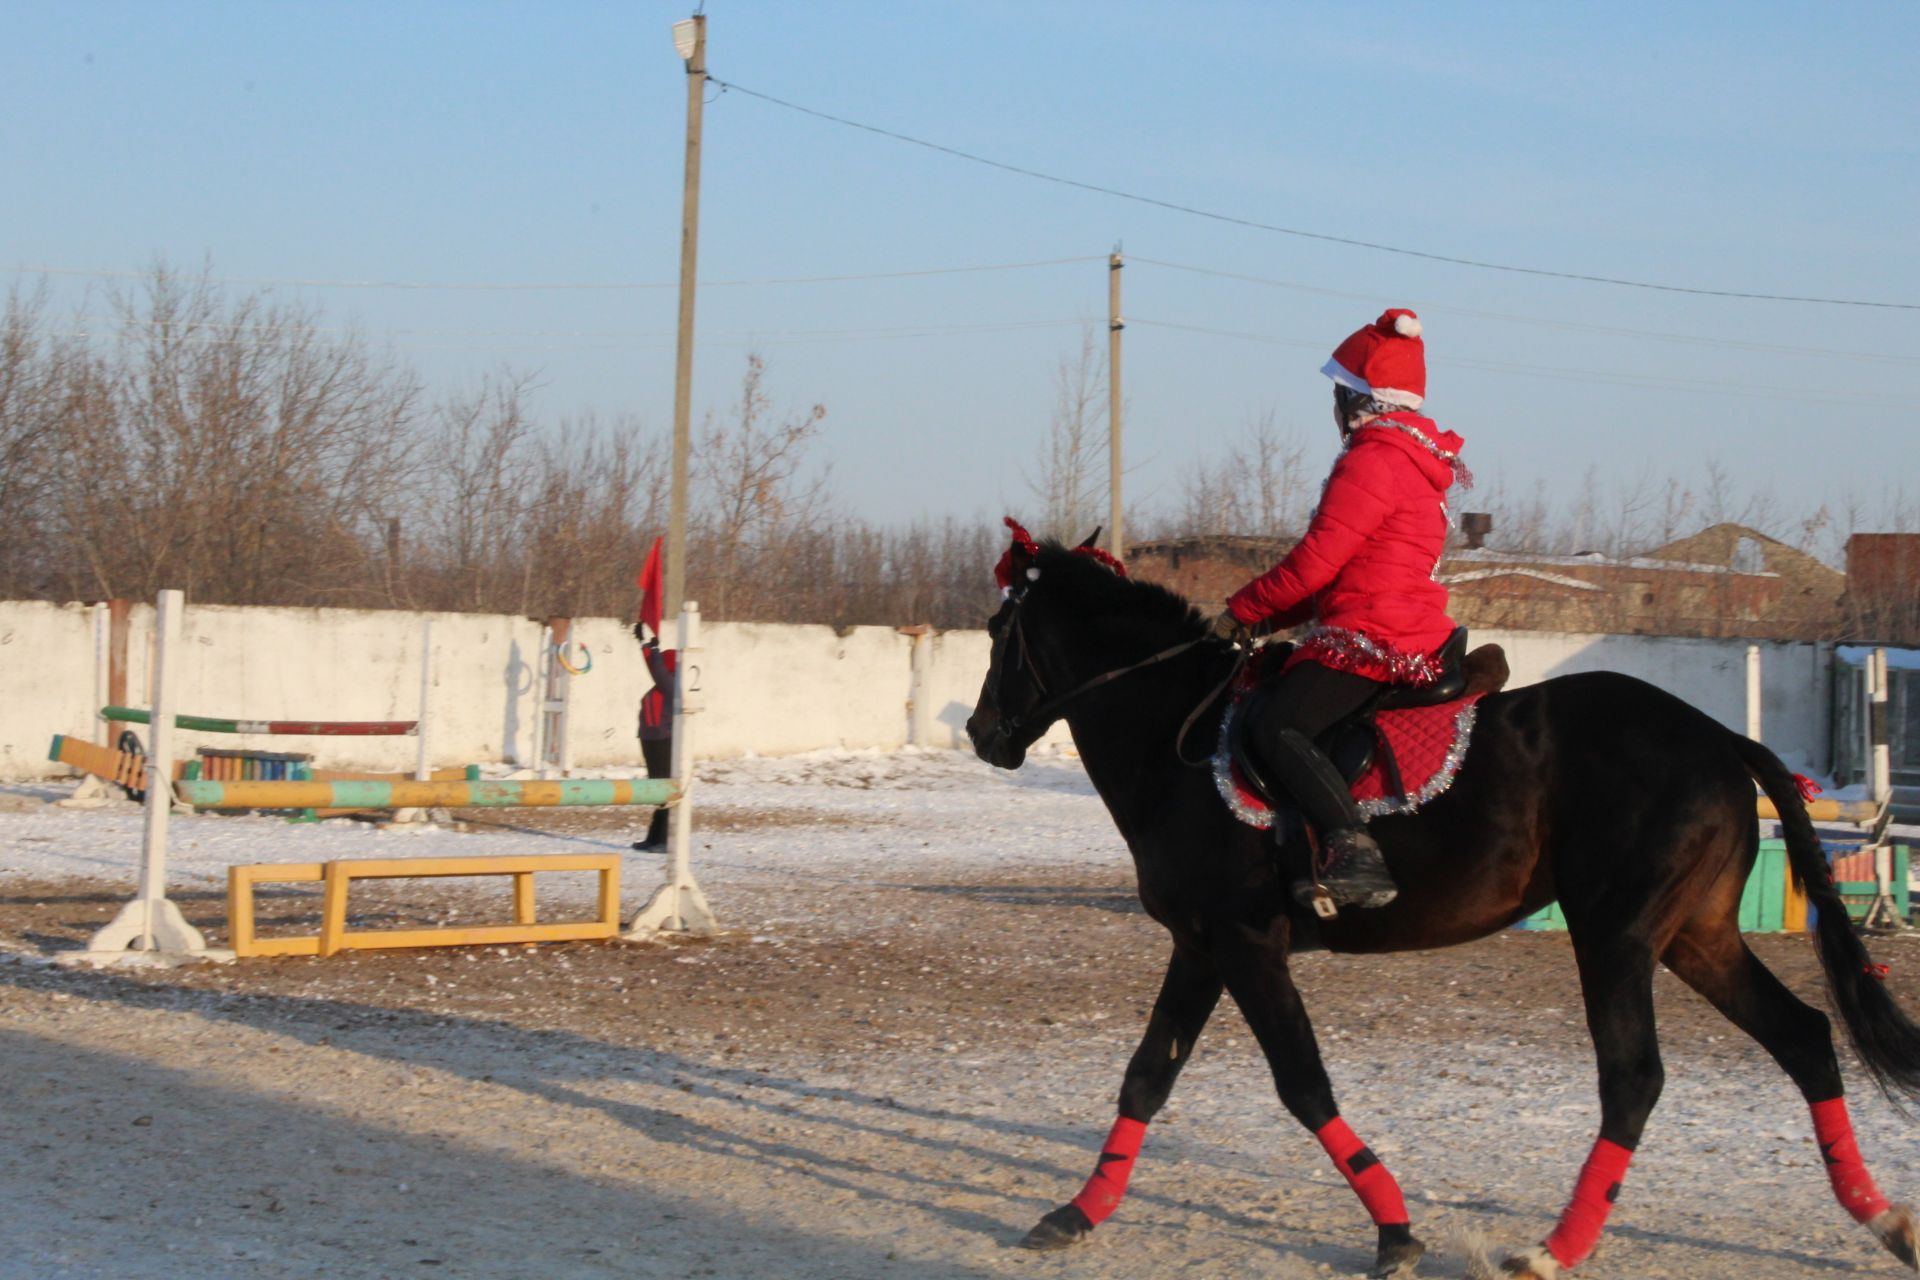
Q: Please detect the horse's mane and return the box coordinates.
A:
[1034,542,1210,638]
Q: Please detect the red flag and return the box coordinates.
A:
[636,536,664,635]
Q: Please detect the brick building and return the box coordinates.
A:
[1442,524,1845,640]
[1843,534,1920,645]
[1125,521,1847,642]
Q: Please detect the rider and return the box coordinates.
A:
[1211,308,1467,910]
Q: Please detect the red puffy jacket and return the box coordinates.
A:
[1226,412,1464,685]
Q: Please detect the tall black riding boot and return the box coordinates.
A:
[1261,728,1397,911]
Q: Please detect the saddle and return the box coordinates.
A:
[1221,628,1511,828]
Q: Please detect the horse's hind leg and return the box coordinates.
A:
[1021,944,1222,1250]
[1504,935,1664,1278]
[1663,915,1918,1271]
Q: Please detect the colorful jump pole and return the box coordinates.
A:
[101,708,417,736]
[176,777,677,810]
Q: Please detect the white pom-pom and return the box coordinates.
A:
[1394,313,1422,338]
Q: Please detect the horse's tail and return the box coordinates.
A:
[1735,733,1920,1102]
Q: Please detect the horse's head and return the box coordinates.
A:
[966,520,1151,770]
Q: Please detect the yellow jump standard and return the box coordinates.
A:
[228,853,623,958]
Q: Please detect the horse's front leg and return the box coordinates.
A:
[1021,942,1222,1249]
[1210,915,1425,1279]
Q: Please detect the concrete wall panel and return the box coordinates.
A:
[0,599,1830,779]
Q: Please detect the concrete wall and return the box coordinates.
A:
[0,598,1830,780]
[0,601,102,779]
[1474,628,1833,773]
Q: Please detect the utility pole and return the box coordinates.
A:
[1107,248,1124,559]
[665,13,707,620]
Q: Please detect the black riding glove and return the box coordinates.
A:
[1209,611,1250,645]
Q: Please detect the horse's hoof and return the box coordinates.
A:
[1372,1224,1426,1277]
[1870,1204,1920,1270]
[1498,1245,1560,1279]
[1019,1203,1093,1250]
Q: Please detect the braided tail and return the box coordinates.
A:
[1735,734,1920,1103]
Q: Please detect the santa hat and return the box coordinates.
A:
[1321,308,1425,409]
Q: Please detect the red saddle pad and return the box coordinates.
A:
[1214,692,1484,830]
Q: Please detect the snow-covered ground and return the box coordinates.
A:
[0,747,1118,891]
[4,750,1920,1278]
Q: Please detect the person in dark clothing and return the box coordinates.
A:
[633,622,677,852]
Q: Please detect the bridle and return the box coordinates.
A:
[984,585,1209,751]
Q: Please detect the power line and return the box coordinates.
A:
[10,256,1102,292]
[48,316,1087,355]
[1128,318,1920,412]
[709,77,1920,313]
[1130,256,1920,367]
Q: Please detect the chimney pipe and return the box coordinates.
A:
[1462,512,1493,550]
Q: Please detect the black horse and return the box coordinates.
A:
[965,533,1920,1278]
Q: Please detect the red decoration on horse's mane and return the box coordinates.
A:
[1004,516,1039,556]
[1792,773,1823,802]
[1073,545,1128,578]
[993,517,1042,589]
[991,517,1127,586]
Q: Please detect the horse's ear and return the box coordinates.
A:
[1076,527,1103,551]
[996,516,1042,590]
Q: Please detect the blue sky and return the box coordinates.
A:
[5,1,1917,543]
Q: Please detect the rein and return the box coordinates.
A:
[993,593,1248,765]
[994,601,1207,742]
[1173,645,1248,767]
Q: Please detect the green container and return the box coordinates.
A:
[1518,839,1800,933]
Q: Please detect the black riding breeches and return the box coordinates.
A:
[1253,660,1382,739]
[1246,660,1383,835]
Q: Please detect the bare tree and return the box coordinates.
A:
[0,286,72,596]
[517,413,669,618]
[39,267,422,605]
[1025,327,1108,540]
[688,353,831,619]
[1171,410,1309,541]
[415,372,541,611]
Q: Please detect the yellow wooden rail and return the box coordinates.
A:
[227,853,622,958]
[1757,796,1880,823]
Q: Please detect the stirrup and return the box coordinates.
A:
[1299,881,1340,920]
[1292,828,1397,915]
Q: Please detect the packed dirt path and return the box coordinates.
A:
[5,855,1920,1279]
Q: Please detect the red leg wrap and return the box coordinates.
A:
[1544,1139,1634,1269]
[1314,1116,1409,1226]
[1069,1116,1147,1226]
[1810,1096,1892,1223]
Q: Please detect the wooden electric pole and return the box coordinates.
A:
[665,13,707,620]
[1107,249,1124,559]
